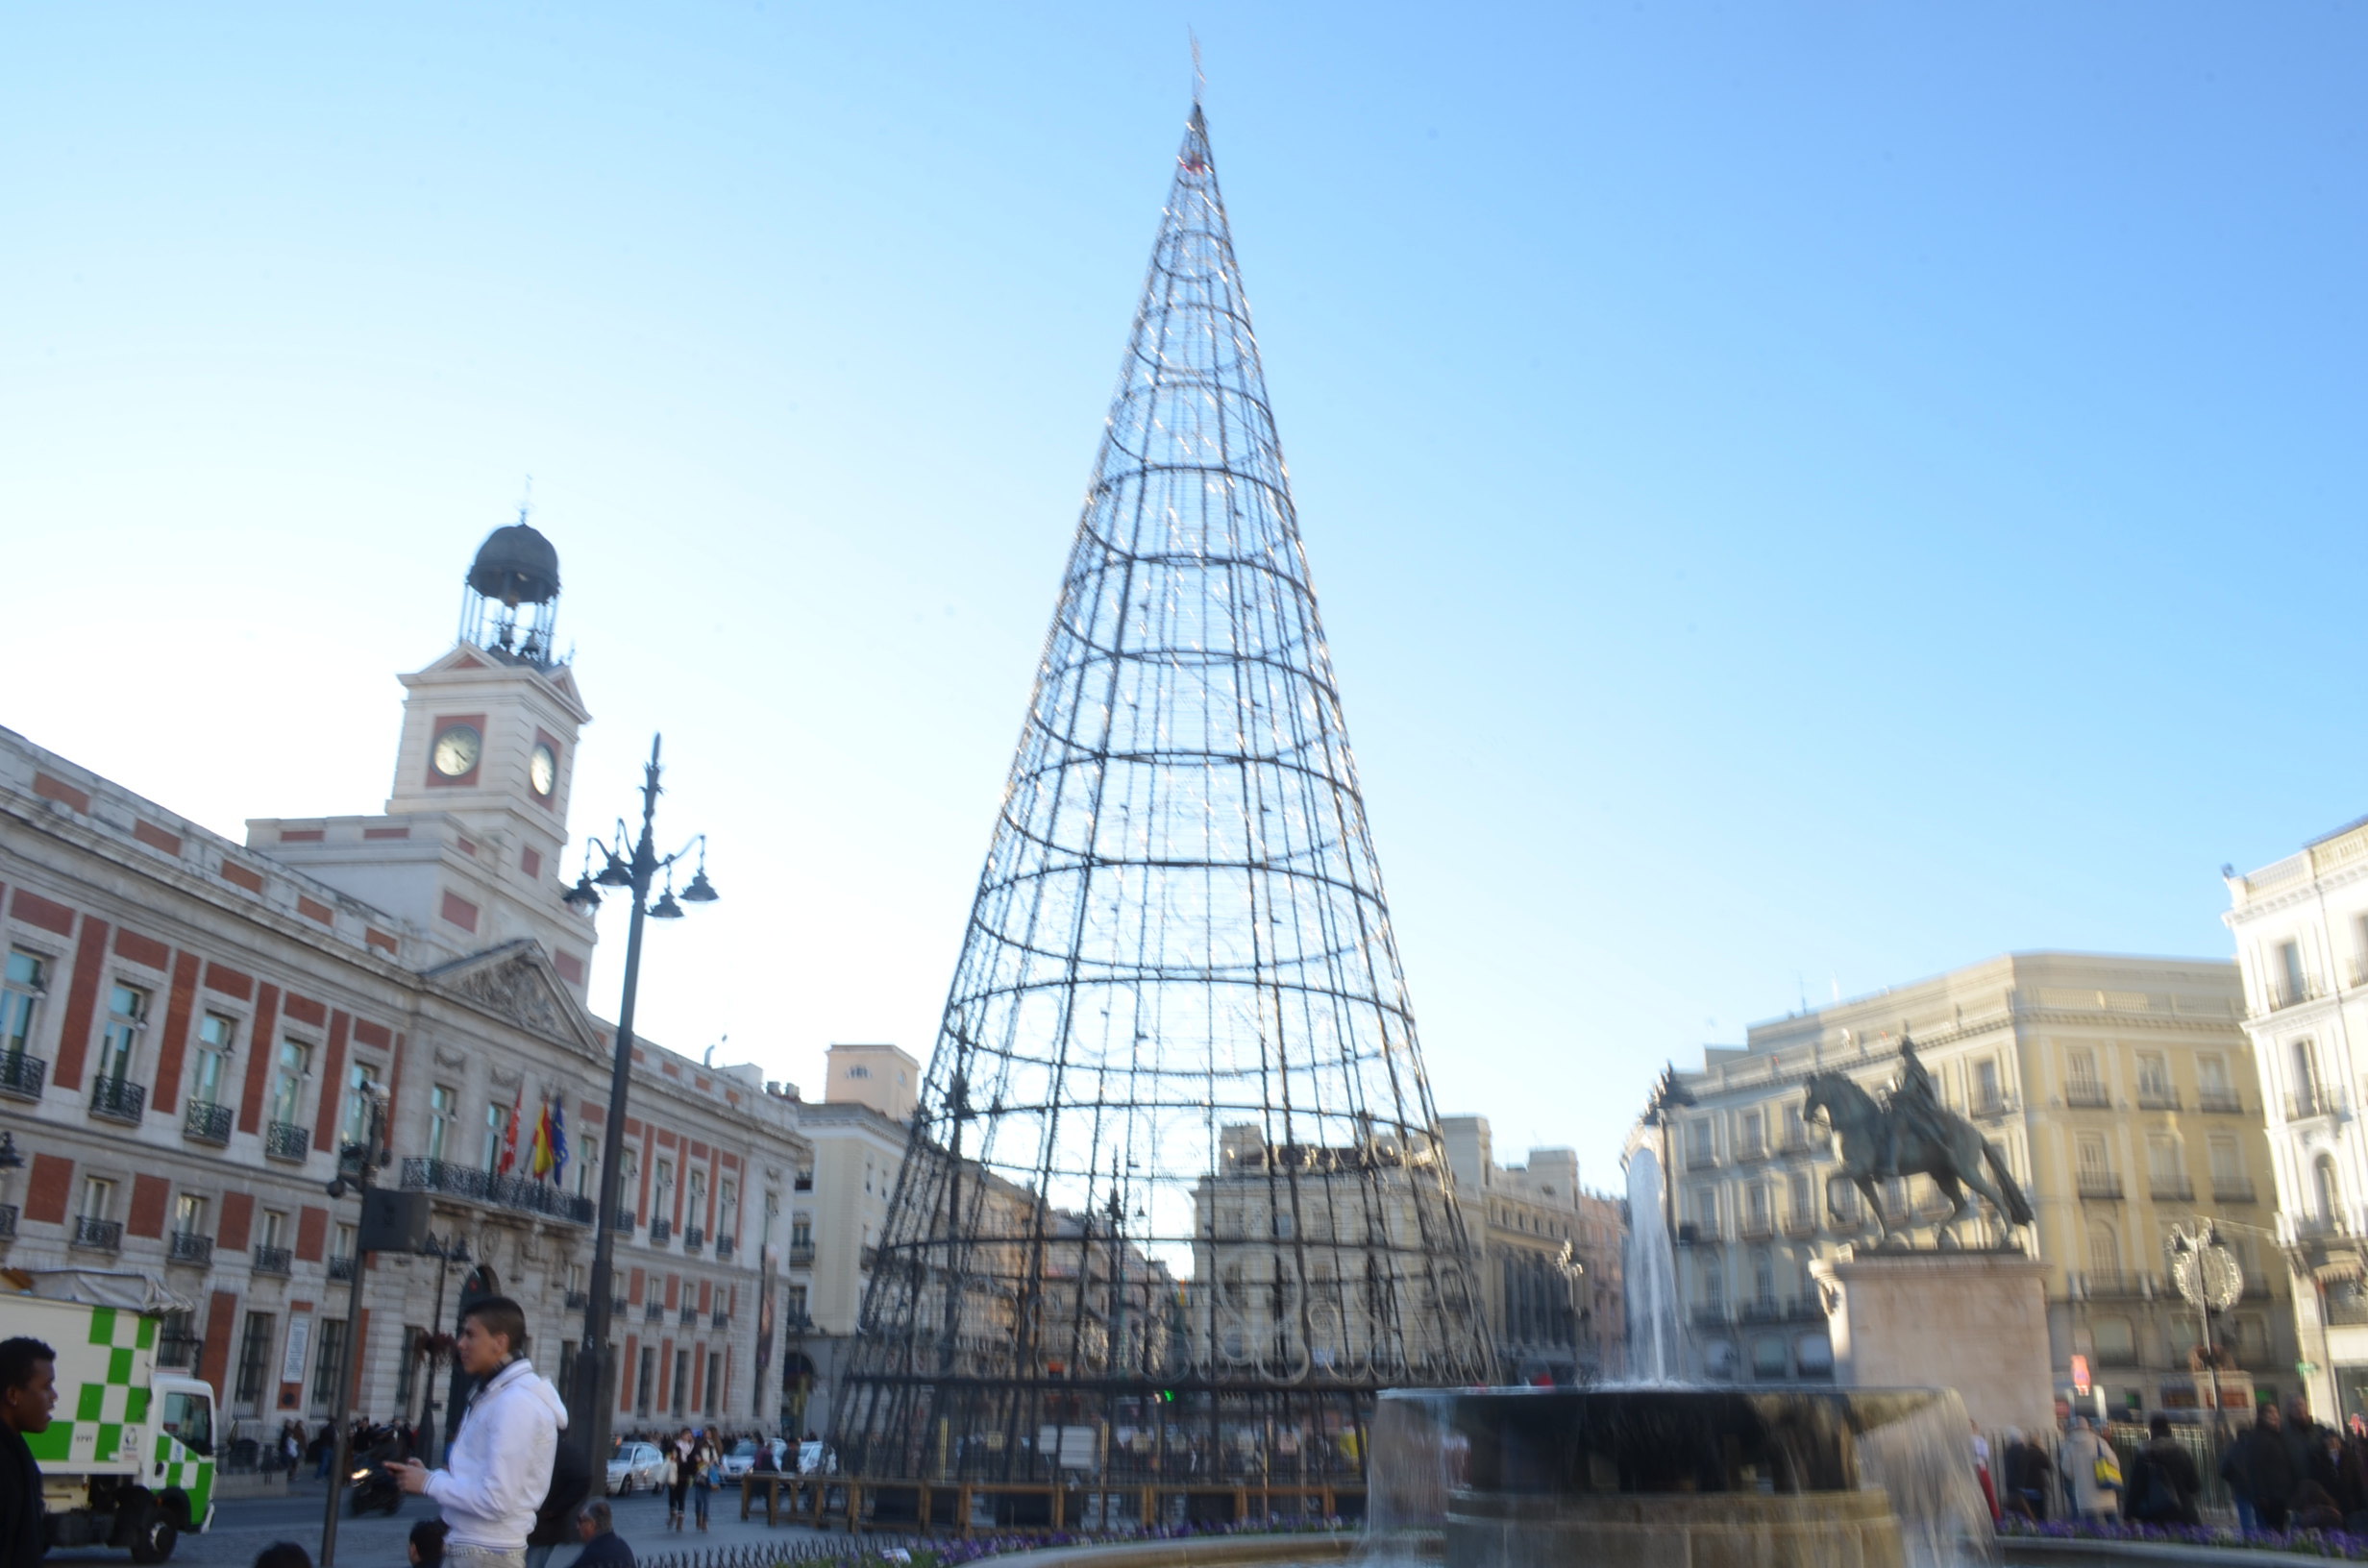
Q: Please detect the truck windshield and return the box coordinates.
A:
[161,1390,213,1457]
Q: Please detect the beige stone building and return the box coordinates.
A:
[2226,815,2368,1422]
[1638,952,2296,1414]
[1440,1115,1625,1383]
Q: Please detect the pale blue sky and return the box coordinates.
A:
[3,4,2362,1182]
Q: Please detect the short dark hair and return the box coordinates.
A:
[408,1519,448,1566]
[460,1296,529,1356]
[0,1338,54,1394]
[2149,1414,2172,1437]
[254,1544,313,1568]
[578,1499,613,1533]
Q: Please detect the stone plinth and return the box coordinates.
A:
[1812,1248,2054,1435]
[1448,1488,1904,1568]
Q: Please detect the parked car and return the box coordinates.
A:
[717,1438,789,1481]
[606,1441,666,1495]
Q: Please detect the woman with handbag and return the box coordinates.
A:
[663,1427,693,1531]
[691,1432,720,1531]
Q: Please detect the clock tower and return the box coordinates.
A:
[249,518,602,992]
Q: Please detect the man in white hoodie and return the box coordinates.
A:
[388,1297,568,1568]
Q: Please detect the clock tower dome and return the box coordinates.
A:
[248,518,601,992]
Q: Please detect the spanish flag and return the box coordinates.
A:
[530,1096,557,1181]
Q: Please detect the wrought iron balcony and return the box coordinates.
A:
[788,1242,816,1267]
[0,1204,15,1238]
[397,1159,595,1225]
[2199,1090,2246,1114]
[714,1236,735,1261]
[644,1301,664,1321]
[89,1075,146,1124]
[611,1212,637,1235]
[564,1290,590,1311]
[264,1120,310,1162]
[2270,978,2323,1012]
[679,1305,698,1325]
[183,1099,232,1145]
[74,1215,122,1251]
[328,1256,355,1282]
[1972,1092,2019,1120]
[649,1216,672,1245]
[0,1050,47,1100]
[710,1310,728,1329]
[2148,1176,2195,1203]
[2213,1178,2258,1205]
[2136,1088,2182,1112]
[683,1226,703,1254]
[2064,1083,2112,1109]
[2076,1173,2124,1201]
[253,1245,292,1276]
[793,1172,814,1191]
[167,1232,213,1266]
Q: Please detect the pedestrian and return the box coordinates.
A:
[386,1297,567,1568]
[409,1520,450,1568]
[2057,1415,2121,1524]
[573,1500,635,1568]
[663,1427,693,1531]
[2001,1430,2048,1521]
[1,1335,60,1568]
[691,1431,719,1531]
[1969,1421,1998,1523]
[2122,1414,2200,1527]
[2221,1419,2258,1533]
[2250,1404,2298,1533]
[524,1435,591,1568]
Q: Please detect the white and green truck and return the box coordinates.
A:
[6,1267,217,1561]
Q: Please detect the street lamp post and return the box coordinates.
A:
[318,1089,390,1568]
[561,734,719,1482]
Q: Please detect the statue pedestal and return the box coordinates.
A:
[1811,1249,2054,1435]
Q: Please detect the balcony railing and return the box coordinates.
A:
[2081,1271,2158,1300]
[679,1305,698,1325]
[1686,1150,1721,1170]
[328,1256,355,1282]
[715,1236,735,1261]
[2289,1088,2345,1121]
[167,1232,213,1266]
[1739,1213,1774,1240]
[2213,1178,2259,1205]
[398,1159,595,1225]
[2077,1173,2124,1201]
[0,1050,47,1100]
[74,1215,123,1251]
[788,1242,816,1267]
[2270,978,2323,1012]
[0,1204,15,1238]
[611,1212,637,1235]
[2291,1213,2350,1242]
[2327,1289,2368,1328]
[2149,1176,2195,1203]
[710,1310,728,1329]
[565,1290,590,1311]
[1739,1298,1788,1323]
[683,1226,703,1254]
[1972,1093,2019,1120]
[644,1301,664,1321]
[2064,1083,2112,1109]
[1783,1213,1818,1238]
[264,1120,310,1162]
[1733,1142,1770,1166]
[793,1173,814,1191]
[649,1217,673,1245]
[2136,1088,2182,1112]
[183,1099,233,1145]
[2199,1090,2245,1114]
[253,1245,292,1276]
[157,1332,198,1369]
[89,1075,146,1124]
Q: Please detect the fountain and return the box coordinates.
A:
[1623,1145,1687,1384]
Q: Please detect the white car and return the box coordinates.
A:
[717,1438,789,1481]
[606,1441,666,1495]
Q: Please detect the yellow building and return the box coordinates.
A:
[1636,952,2297,1414]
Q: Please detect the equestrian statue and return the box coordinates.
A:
[1802,1035,2034,1246]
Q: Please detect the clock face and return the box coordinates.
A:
[530,742,558,796]
[431,723,482,778]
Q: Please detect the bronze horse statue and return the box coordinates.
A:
[1801,1071,2034,1243]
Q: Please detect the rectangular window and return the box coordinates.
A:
[689,1167,707,1219]
[2208,1138,2243,1182]
[1738,1110,1764,1158]
[482,1102,506,1171]
[339,1061,381,1149]
[3,949,49,1058]
[2065,1046,2101,1095]
[1975,1058,2002,1108]
[672,1349,690,1416]
[704,1352,722,1416]
[270,1039,310,1127]
[260,1210,287,1250]
[718,1179,738,1237]
[2147,1135,2181,1181]
[80,1175,115,1221]
[621,1150,640,1217]
[1788,1170,1813,1222]
[1685,1120,1714,1166]
[2278,940,2308,1004]
[97,982,148,1082]
[636,1347,655,1414]
[333,1223,356,1265]
[655,1157,675,1209]
[577,1141,600,1202]
[192,1015,235,1106]
[2076,1136,2110,1180]
[395,1328,421,1408]
[2198,1055,2232,1094]
[790,1214,813,1248]
[2135,1053,2172,1100]
[786,1285,808,1321]
[175,1192,209,1237]
[1782,1103,1806,1149]
[428,1084,456,1164]
[234,1312,276,1406]
[311,1319,346,1414]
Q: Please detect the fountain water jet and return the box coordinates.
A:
[1622,1145,1687,1383]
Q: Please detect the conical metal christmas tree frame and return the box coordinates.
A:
[832,102,1494,1514]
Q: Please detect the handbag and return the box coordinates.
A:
[2093,1446,2123,1490]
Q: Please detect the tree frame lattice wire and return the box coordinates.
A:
[830,100,1494,1496]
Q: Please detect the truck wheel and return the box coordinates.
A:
[128,1507,178,1564]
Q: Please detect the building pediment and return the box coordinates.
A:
[423,939,603,1058]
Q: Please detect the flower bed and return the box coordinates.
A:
[2004,1514,2368,1559]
